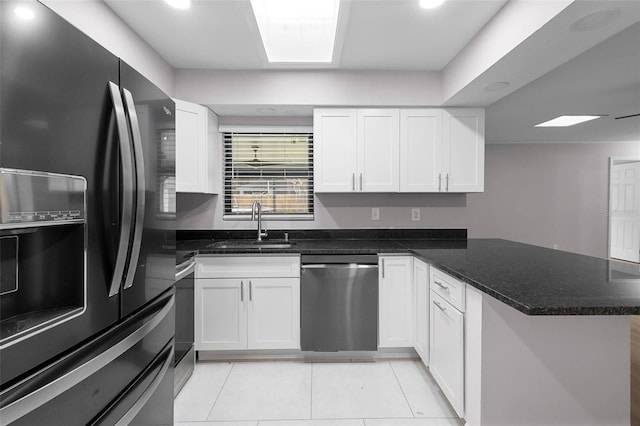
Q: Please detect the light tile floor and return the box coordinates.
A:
[174,359,463,426]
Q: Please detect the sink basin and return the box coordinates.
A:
[208,240,296,250]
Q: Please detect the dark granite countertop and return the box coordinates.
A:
[176,232,640,316]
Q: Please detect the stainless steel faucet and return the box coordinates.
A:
[251,200,268,241]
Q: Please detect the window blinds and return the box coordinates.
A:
[223,133,314,220]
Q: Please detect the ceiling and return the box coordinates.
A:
[103,0,640,143]
[103,0,508,70]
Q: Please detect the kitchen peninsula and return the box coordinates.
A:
[179,230,639,426]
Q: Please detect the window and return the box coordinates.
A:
[158,129,176,218]
[223,133,314,220]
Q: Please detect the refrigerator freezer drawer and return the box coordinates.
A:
[0,289,175,425]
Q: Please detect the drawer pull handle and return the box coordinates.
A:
[240,281,244,301]
[433,300,447,314]
[434,300,447,313]
[434,280,449,291]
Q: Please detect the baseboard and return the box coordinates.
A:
[196,347,418,362]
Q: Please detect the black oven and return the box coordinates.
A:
[174,255,195,396]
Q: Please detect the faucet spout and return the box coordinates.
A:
[251,200,268,241]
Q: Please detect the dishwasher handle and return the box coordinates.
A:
[301,264,379,269]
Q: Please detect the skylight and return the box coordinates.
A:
[250,0,341,63]
[534,115,601,127]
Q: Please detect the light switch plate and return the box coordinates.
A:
[371,208,380,221]
[411,208,420,221]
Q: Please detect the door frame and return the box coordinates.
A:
[608,157,640,263]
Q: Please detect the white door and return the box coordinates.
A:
[175,99,206,193]
[357,109,400,192]
[430,292,465,418]
[413,259,429,365]
[443,109,484,193]
[314,109,358,192]
[611,161,640,263]
[400,109,442,192]
[195,279,246,350]
[379,256,414,348]
[247,278,300,350]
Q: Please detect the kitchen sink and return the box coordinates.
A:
[207,240,296,249]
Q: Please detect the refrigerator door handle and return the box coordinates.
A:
[107,81,135,298]
[111,343,173,426]
[121,88,146,291]
[0,293,174,424]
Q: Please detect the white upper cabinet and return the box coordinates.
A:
[357,109,400,192]
[314,108,399,193]
[313,109,358,192]
[442,108,485,193]
[315,107,484,193]
[175,99,219,194]
[400,109,442,192]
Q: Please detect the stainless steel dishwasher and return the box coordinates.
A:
[301,255,379,352]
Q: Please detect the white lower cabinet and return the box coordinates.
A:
[195,256,300,351]
[196,279,246,350]
[413,258,429,365]
[247,278,300,349]
[379,256,414,348]
[429,267,465,418]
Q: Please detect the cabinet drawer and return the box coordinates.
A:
[196,255,301,278]
[430,267,465,312]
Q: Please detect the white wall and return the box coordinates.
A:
[42,0,175,96]
[174,70,442,107]
[177,141,640,259]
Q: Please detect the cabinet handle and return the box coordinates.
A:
[249,280,252,301]
[352,173,355,191]
[359,173,363,191]
[438,173,442,192]
[434,300,447,313]
[445,173,449,192]
[240,281,244,301]
[381,259,385,279]
[434,280,450,292]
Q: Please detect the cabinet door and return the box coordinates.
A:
[400,109,442,192]
[379,256,414,348]
[175,99,219,194]
[442,108,484,193]
[357,109,400,192]
[247,278,300,350]
[413,258,429,365]
[430,291,464,417]
[195,279,246,350]
[314,109,358,192]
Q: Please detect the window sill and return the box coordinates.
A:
[223,214,314,221]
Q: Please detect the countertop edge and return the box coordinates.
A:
[178,239,640,316]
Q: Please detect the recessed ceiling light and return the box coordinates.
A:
[164,0,191,10]
[250,0,340,63]
[484,82,510,92]
[534,115,601,127]
[570,9,620,32]
[14,5,35,20]
[419,0,446,9]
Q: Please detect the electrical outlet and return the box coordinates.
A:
[411,208,420,221]
[371,207,380,221]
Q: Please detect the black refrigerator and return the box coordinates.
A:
[0,0,176,424]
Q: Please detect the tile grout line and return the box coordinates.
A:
[205,362,236,421]
[309,363,314,420]
[388,360,417,419]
